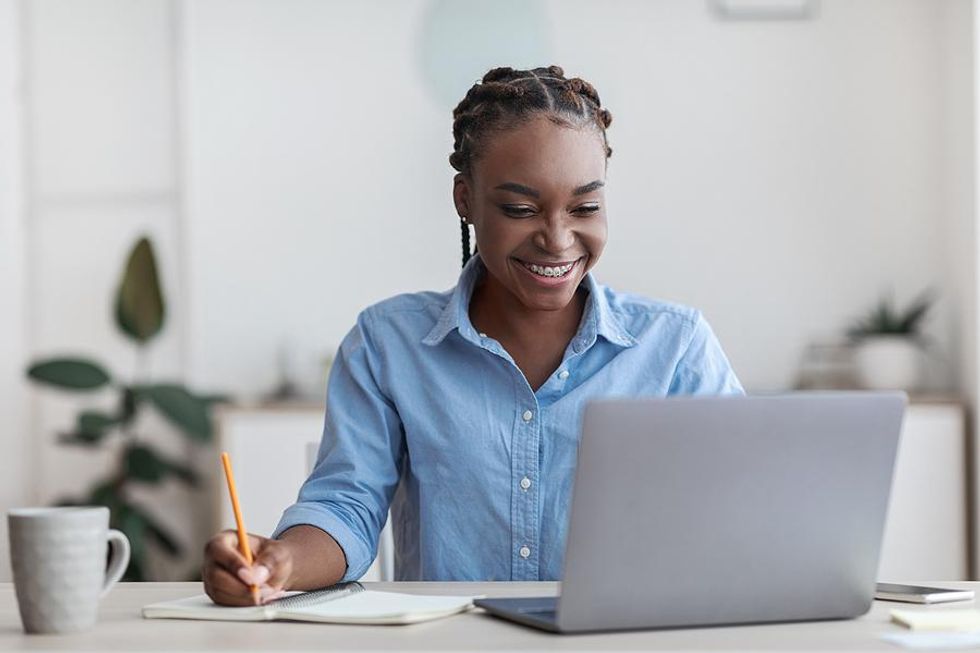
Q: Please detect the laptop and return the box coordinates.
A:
[476,392,906,633]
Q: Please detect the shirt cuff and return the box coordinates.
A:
[271,503,373,582]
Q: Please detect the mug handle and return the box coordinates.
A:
[101,528,131,598]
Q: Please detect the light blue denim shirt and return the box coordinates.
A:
[273,256,743,581]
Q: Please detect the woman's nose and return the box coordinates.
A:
[535,215,576,253]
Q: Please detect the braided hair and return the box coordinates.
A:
[451,65,614,267]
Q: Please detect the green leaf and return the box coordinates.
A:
[848,291,935,341]
[53,496,86,507]
[141,384,213,442]
[124,443,199,487]
[78,410,117,439]
[124,444,168,484]
[123,556,146,582]
[27,358,111,390]
[898,291,935,334]
[165,460,200,487]
[114,237,165,344]
[116,504,148,580]
[118,386,139,426]
[88,481,122,510]
[58,431,103,447]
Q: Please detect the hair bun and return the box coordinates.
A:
[482,67,517,83]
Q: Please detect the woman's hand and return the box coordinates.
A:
[202,530,295,606]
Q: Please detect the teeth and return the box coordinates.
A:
[525,262,575,278]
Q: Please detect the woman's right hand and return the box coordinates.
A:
[202,530,295,606]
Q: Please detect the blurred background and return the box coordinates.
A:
[0,0,977,582]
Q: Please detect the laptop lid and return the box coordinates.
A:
[556,392,906,633]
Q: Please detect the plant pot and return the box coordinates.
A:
[853,335,922,391]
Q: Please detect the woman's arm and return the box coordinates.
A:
[277,524,348,589]
[668,313,743,395]
[271,308,405,581]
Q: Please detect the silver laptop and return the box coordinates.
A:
[476,392,906,633]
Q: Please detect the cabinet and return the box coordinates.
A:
[216,401,970,583]
[877,401,969,581]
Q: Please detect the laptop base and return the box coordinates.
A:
[475,597,561,633]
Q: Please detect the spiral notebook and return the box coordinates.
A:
[142,582,475,625]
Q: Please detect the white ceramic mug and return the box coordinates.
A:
[7,506,130,634]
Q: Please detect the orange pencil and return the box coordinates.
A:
[220,451,261,605]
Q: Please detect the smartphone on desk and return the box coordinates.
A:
[875,583,975,604]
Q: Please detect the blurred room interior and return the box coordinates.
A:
[0,0,977,583]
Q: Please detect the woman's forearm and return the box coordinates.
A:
[277,524,349,590]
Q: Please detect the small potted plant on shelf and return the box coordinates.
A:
[847,291,934,391]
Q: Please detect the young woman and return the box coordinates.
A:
[203,66,742,605]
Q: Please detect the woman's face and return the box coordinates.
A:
[454,115,608,313]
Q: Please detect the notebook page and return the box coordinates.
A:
[142,594,269,621]
[276,591,475,624]
[141,583,362,621]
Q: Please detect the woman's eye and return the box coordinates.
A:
[574,204,601,215]
[501,205,536,218]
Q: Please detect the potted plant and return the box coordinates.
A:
[25,236,225,580]
[847,291,934,391]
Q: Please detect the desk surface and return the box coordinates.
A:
[0,581,976,652]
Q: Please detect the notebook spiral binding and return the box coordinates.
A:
[271,582,365,609]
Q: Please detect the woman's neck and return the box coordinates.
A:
[469,274,587,351]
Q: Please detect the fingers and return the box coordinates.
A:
[204,530,250,573]
[203,562,258,606]
[202,531,298,606]
[250,539,294,591]
[203,530,271,607]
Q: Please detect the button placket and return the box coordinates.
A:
[512,395,540,580]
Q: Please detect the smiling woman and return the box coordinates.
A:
[201,65,744,603]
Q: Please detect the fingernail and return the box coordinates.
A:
[237,567,253,584]
[252,565,270,584]
[260,587,286,603]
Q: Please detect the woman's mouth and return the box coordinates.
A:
[513,257,583,285]
[521,260,576,278]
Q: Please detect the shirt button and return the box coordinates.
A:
[558,370,569,380]
[520,477,531,490]
[522,410,534,422]
[519,546,531,559]
[478,332,487,338]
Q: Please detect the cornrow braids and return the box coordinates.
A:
[460,219,475,267]
[451,65,613,267]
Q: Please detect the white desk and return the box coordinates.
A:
[0,581,976,651]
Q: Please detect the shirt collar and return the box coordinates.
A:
[422,255,485,346]
[422,256,637,349]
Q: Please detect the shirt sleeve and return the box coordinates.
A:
[668,313,744,395]
[271,309,404,581]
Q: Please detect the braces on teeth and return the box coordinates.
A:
[525,262,574,278]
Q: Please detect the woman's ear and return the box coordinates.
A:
[452,173,471,222]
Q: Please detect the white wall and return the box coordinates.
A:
[4,0,978,579]
[940,0,976,405]
[182,0,967,396]
[16,0,206,580]
[0,0,28,583]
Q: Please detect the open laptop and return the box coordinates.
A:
[476,392,906,633]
